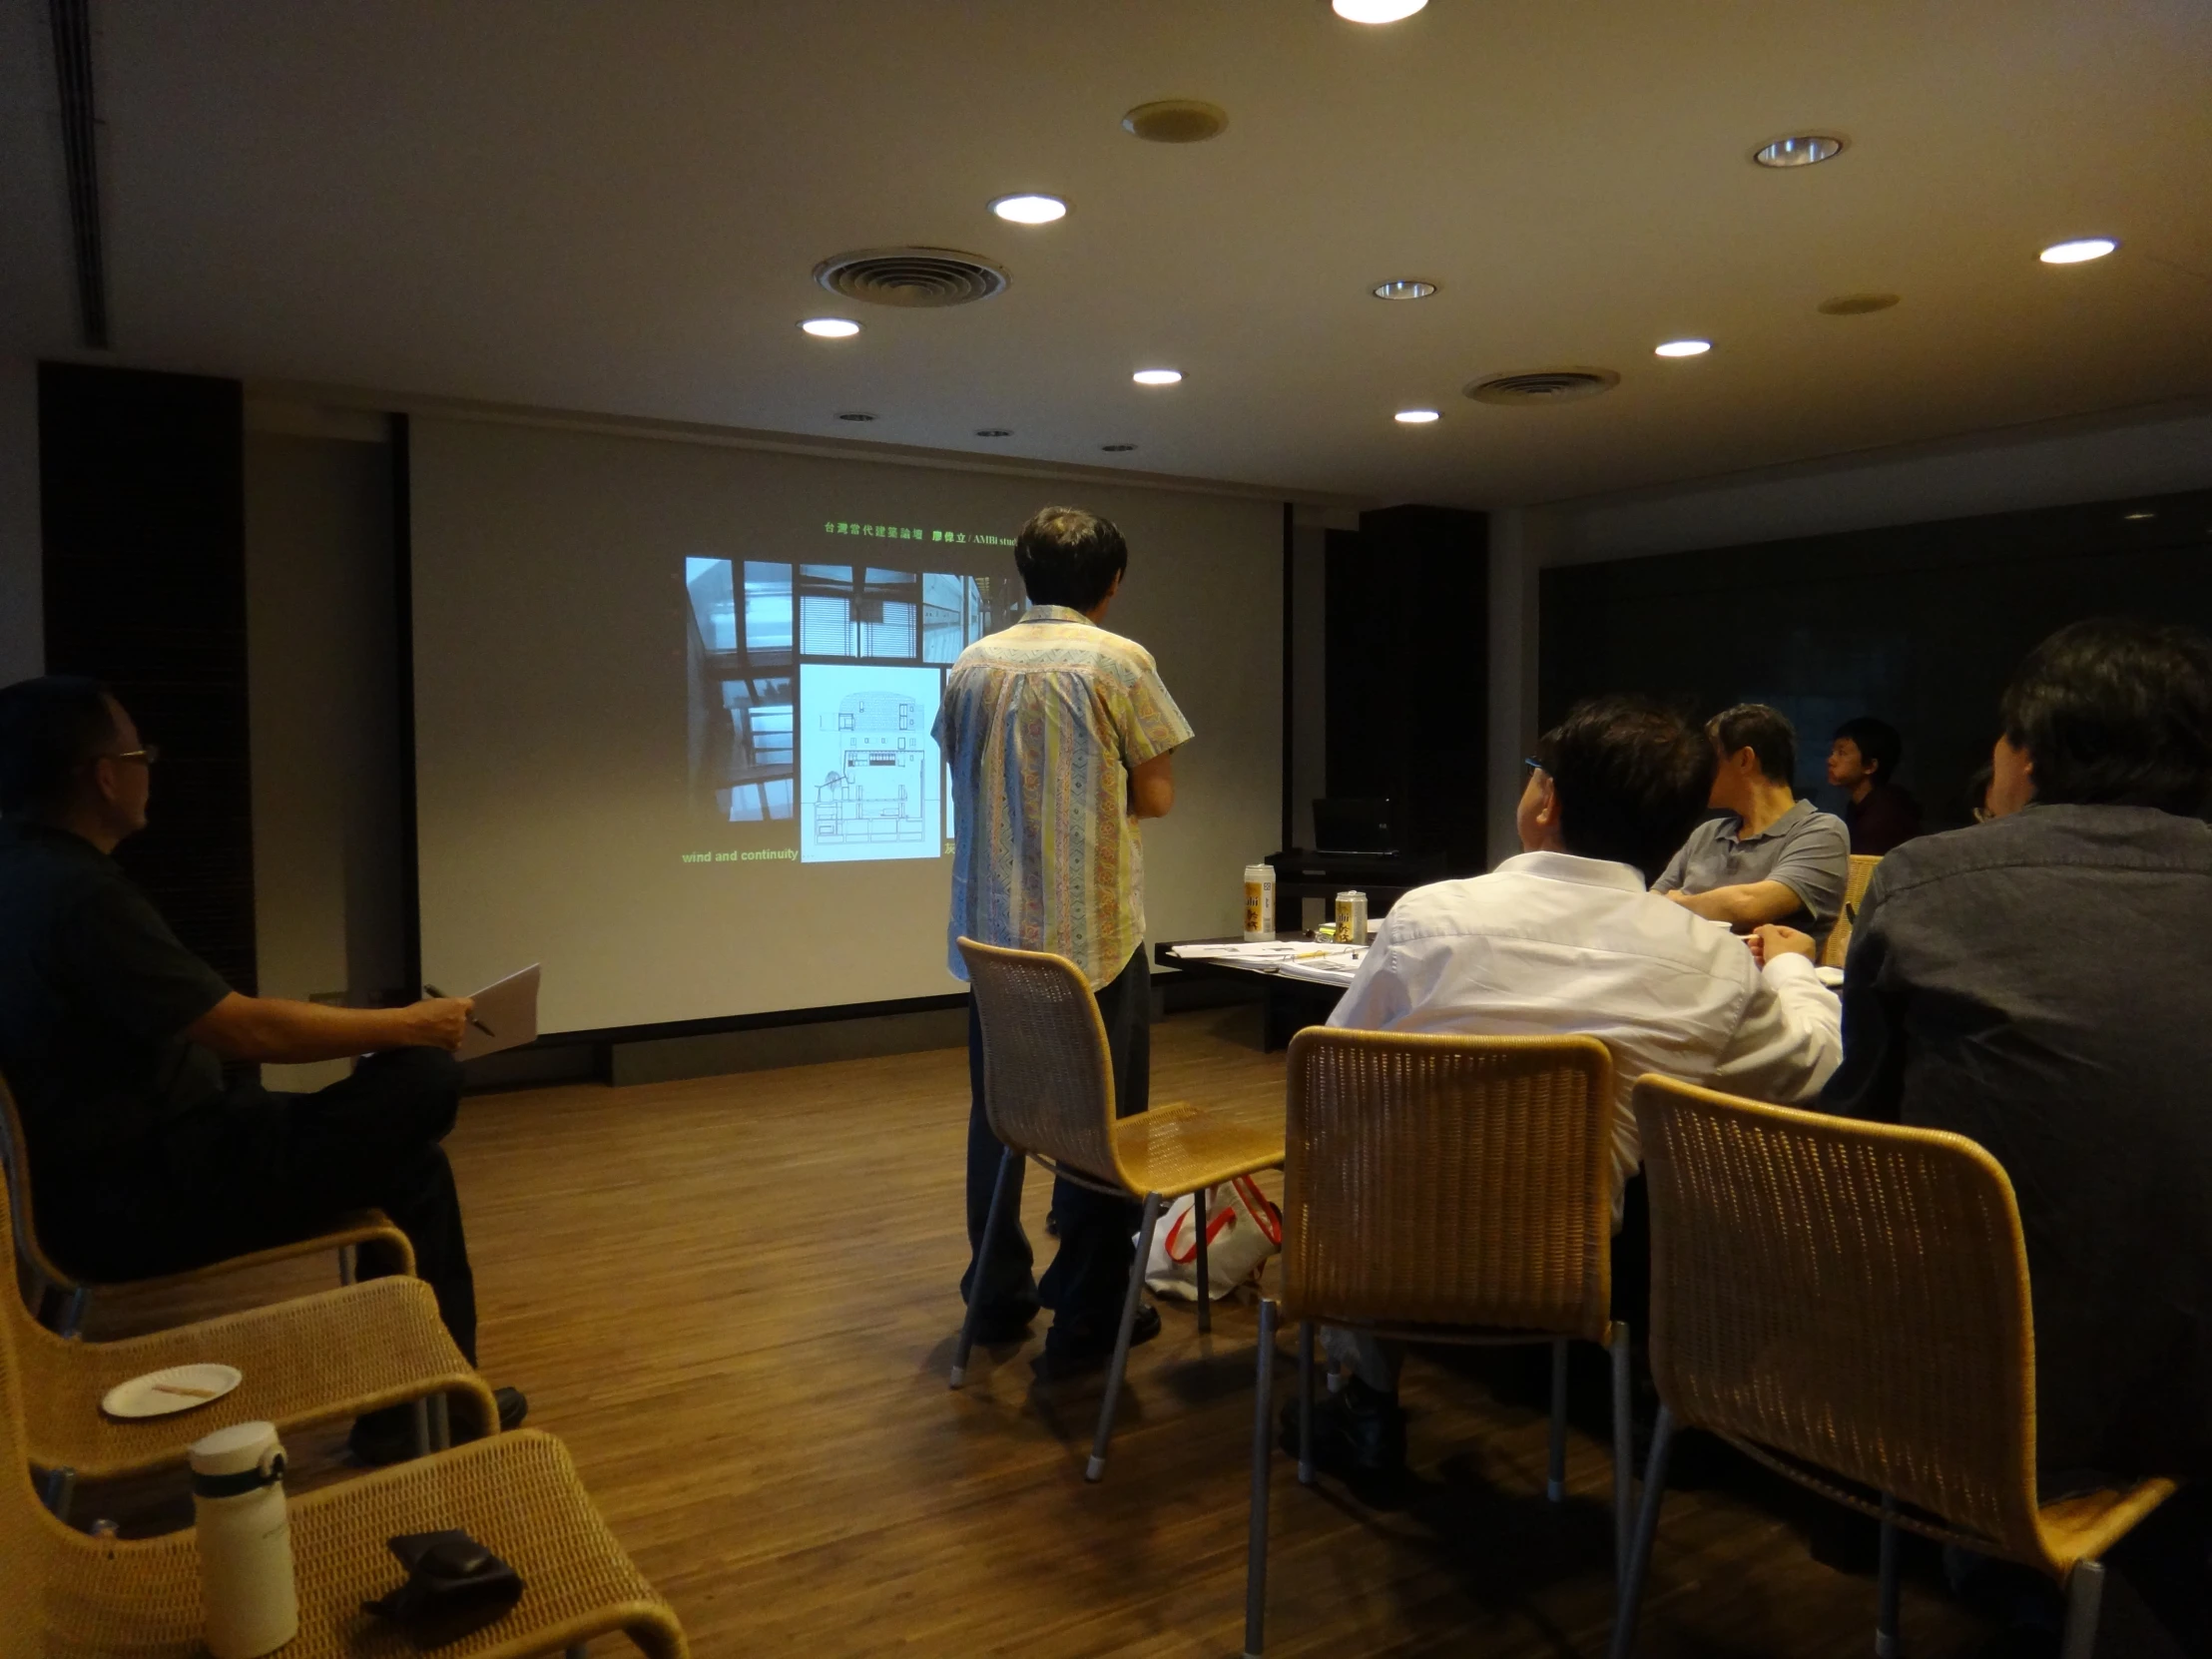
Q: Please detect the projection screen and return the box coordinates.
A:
[407,416,1284,1035]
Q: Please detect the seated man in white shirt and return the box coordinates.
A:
[1302,696,1843,1493]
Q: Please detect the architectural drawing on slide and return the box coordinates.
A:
[813,692,928,846]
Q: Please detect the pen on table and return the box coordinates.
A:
[423,985,496,1038]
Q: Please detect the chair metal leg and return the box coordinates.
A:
[1876,1493,1902,1657]
[949,1146,1018,1389]
[1547,1336,1570,1502]
[411,1398,431,1459]
[338,1242,358,1286]
[1243,1297,1278,1659]
[1085,1191,1163,1482]
[1297,1321,1316,1485]
[2058,1558,2104,1659]
[1194,1185,1212,1335]
[54,1284,89,1340]
[42,1465,77,1522]
[429,1393,452,1450]
[1606,1404,1676,1659]
[1610,1324,1633,1587]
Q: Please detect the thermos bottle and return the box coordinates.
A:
[191,1420,299,1658]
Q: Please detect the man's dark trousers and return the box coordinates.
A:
[961,946,1150,1333]
[43,1047,480,1362]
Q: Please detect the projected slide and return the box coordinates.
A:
[685,550,1027,863]
[800,664,941,862]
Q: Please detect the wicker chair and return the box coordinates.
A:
[1609,1075,2177,1659]
[1,1075,412,1338]
[1819,852,1884,970]
[949,938,1286,1482]
[1243,1027,1633,1657]
[0,1291,687,1659]
[0,1170,494,1524]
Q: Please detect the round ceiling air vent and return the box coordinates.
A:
[1122,100,1229,143]
[1463,368,1620,405]
[814,248,1008,308]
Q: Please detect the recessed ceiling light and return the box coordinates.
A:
[1132,368,1183,386]
[2040,238,2118,265]
[1654,338,1712,358]
[800,317,860,338]
[1333,0,1427,21]
[1753,135,1845,169]
[835,411,876,422]
[1101,443,1138,452]
[990,194,1067,226]
[974,427,1012,438]
[1373,279,1437,300]
[1394,408,1440,424]
[2123,510,2157,521]
[1818,292,1901,315]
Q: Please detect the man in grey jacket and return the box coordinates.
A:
[1822,617,2212,1501]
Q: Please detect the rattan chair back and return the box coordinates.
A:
[1281,1028,1616,1343]
[957,938,1122,1188]
[0,1236,46,1654]
[1633,1073,2046,1560]
[0,1074,72,1299]
[1821,853,1884,969]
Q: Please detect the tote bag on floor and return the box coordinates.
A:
[1140,1176,1283,1302]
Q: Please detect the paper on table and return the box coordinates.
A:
[454,964,541,1062]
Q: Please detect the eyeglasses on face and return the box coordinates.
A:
[101,746,160,767]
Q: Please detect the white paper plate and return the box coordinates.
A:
[101,1364,243,1419]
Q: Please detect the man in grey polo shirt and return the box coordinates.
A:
[1653,704,1850,938]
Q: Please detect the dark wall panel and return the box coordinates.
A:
[1325,505,1488,869]
[1541,488,2212,829]
[39,362,257,994]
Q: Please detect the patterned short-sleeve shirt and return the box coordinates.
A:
[934,605,1194,988]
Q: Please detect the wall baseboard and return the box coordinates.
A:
[610,1004,971,1086]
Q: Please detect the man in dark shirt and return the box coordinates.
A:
[1826,715,1923,853]
[0,676,524,1459]
[1822,619,2212,1501]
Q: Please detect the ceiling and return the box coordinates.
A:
[3,0,2209,507]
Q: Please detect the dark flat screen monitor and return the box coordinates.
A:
[1312,798,1397,855]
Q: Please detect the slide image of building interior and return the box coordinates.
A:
[686,558,798,825]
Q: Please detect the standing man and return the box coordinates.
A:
[0,676,524,1461]
[934,507,1192,1377]
[1826,716,1922,852]
[1654,703,1850,939]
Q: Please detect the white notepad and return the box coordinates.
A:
[454,963,541,1062]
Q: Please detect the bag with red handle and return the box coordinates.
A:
[1140,1175,1283,1302]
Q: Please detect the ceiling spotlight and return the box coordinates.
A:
[990,194,1067,226]
[1122,100,1229,144]
[1373,279,1437,299]
[974,428,1012,438]
[1101,443,1138,452]
[2040,238,2118,265]
[1394,408,1440,424]
[1654,338,1712,358]
[2123,510,2157,521]
[800,317,860,338]
[835,411,876,422]
[1132,368,1184,386]
[1753,135,1845,169]
[1818,292,1901,315]
[1333,0,1428,21]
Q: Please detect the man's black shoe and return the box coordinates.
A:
[347,1385,530,1465]
[967,1306,1038,1345]
[1035,1303,1161,1379]
[1277,1376,1410,1504]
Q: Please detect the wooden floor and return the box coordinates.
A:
[83,1004,2006,1657]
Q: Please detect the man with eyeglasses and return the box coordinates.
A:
[0,675,525,1462]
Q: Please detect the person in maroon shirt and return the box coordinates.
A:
[1827,717,1922,853]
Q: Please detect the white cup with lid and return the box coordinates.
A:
[190,1420,298,1658]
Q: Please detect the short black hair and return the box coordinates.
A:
[1537,696,1717,883]
[1014,506,1128,613]
[1999,617,2212,816]
[0,676,121,817]
[1708,703,1797,786]
[1834,716,1903,781]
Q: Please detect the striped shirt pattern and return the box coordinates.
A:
[935,605,1193,988]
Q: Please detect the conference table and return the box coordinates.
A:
[1153,933,1368,1051]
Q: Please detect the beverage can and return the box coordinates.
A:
[1336,889,1369,944]
[1243,863,1276,940]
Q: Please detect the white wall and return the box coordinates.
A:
[0,356,39,685]
[1485,402,2212,860]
